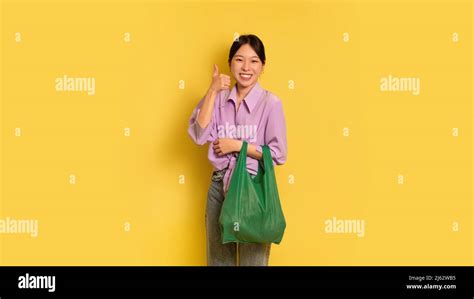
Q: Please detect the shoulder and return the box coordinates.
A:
[262,89,284,110]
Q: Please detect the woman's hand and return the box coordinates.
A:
[213,139,263,160]
[196,64,230,129]
[209,64,231,92]
[213,138,242,156]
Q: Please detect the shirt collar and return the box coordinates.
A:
[223,81,263,113]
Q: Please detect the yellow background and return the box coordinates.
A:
[1,0,472,265]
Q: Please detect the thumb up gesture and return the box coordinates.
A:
[210,64,231,92]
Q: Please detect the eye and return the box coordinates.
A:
[252,61,258,63]
[236,58,242,61]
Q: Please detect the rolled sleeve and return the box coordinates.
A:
[187,95,217,145]
[261,100,288,165]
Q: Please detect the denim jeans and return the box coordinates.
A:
[205,171,271,266]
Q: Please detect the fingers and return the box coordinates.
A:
[213,139,220,150]
[219,74,231,81]
[211,66,230,91]
[221,82,230,90]
[213,145,222,155]
[213,139,224,156]
[219,74,231,89]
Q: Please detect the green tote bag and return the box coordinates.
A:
[219,141,286,244]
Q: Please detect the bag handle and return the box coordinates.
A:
[261,145,274,171]
[237,141,248,167]
[237,141,273,172]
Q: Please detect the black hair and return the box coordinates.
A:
[228,34,266,66]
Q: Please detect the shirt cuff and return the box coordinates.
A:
[194,119,209,134]
[193,109,213,137]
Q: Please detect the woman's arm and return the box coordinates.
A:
[197,64,230,128]
[196,87,218,129]
[188,94,217,145]
[246,143,263,160]
[188,65,231,145]
[212,139,262,160]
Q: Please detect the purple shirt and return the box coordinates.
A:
[188,81,287,193]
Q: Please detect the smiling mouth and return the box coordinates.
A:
[239,73,253,80]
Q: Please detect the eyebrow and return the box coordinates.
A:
[234,55,259,59]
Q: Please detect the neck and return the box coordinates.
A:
[236,82,257,100]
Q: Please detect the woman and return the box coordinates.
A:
[188,34,288,266]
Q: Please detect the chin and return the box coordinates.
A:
[237,80,255,88]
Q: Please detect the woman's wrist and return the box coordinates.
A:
[208,85,218,94]
[233,140,243,152]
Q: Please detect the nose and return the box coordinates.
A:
[242,60,250,71]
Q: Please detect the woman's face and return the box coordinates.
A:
[229,44,264,90]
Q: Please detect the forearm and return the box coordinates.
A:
[196,87,217,128]
[233,140,262,160]
[247,143,263,160]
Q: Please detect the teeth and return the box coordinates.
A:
[240,74,252,78]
